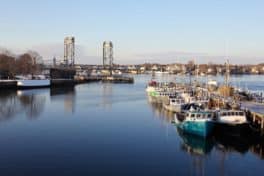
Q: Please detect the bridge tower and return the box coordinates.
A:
[64,36,75,67]
[103,41,113,69]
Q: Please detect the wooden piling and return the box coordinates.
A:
[261,118,264,130]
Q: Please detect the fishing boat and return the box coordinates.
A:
[215,110,250,136]
[163,97,186,112]
[154,71,169,75]
[16,75,50,89]
[148,90,179,104]
[146,80,158,93]
[174,110,215,138]
[208,80,218,87]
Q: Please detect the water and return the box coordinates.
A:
[0,75,263,176]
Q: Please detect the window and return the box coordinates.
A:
[191,114,195,118]
[239,112,244,116]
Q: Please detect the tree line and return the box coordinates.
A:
[0,51,43,79]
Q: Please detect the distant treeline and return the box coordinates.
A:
[0,51,43,79]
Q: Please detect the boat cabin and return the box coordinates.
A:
[186,111,215,120]
[219,111,245,117]
[170,98,185,105]
[217,110,247,124]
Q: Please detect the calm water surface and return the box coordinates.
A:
[0,75,263,176]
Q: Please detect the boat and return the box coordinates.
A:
[208,79,218,87]
[174,110,215,138]
[154,71,169,75]
[112,70,123,76]
[214,110,250,136]
[148,90,178,104]
[163,97,186,112]
[146,80,158,93]
[16,75,50,89]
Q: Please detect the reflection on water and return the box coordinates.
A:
[50,86,76,113]
[102,83,113,109]
[177,128,214,156]
[0,91,20,122]
[18,90,46,119]
[0,86,77,121]
[147,100,174,123]
[0,90,46,121]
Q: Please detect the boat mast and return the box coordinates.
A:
[225,60,230,87]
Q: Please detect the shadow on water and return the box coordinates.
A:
[147,98,264,160]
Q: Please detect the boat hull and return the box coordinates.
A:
[177,120,214,138]
[214,122,251,137]
[163,103,182,112]
[17,80,51,89]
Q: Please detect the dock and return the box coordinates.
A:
[241,101,264,134]
[51,79,75,87]
[0,75,134,90]
[0,80,17,89]
[101,76,134,84]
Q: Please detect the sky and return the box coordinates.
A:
[0,0,264,64]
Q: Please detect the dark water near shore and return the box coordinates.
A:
[0,75,263,176]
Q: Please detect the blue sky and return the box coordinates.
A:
[0,0,264,64]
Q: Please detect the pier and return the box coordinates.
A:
[241,101,264,134]
[101,76,134,83]
[0,80,17,89]
[246,110,264,135]
[0,75,134,90]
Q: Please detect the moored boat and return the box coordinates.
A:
[16,75,50,89]
[163,97,186,112]
[174,110,215,138]
[214,110,250,136]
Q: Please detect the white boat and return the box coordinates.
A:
[215,110,250,136]
[112,70,122,76]
[146,80,158,93]
[163,98,186,112]
[148,90,179,104]
[207,80,218,87]
[16,75,50,89]
[216,110,247,125]
[154,71,169,75]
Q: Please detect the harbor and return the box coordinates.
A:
[0,74,263,175]
[146,72,264,138]
[1,0,264,175]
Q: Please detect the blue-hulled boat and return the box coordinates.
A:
[174,110,215,138]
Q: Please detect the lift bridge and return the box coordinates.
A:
[42,36,75,69]
[42,39,115,74]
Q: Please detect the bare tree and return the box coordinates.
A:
[0,54,16,78]
[16,53,35,75]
